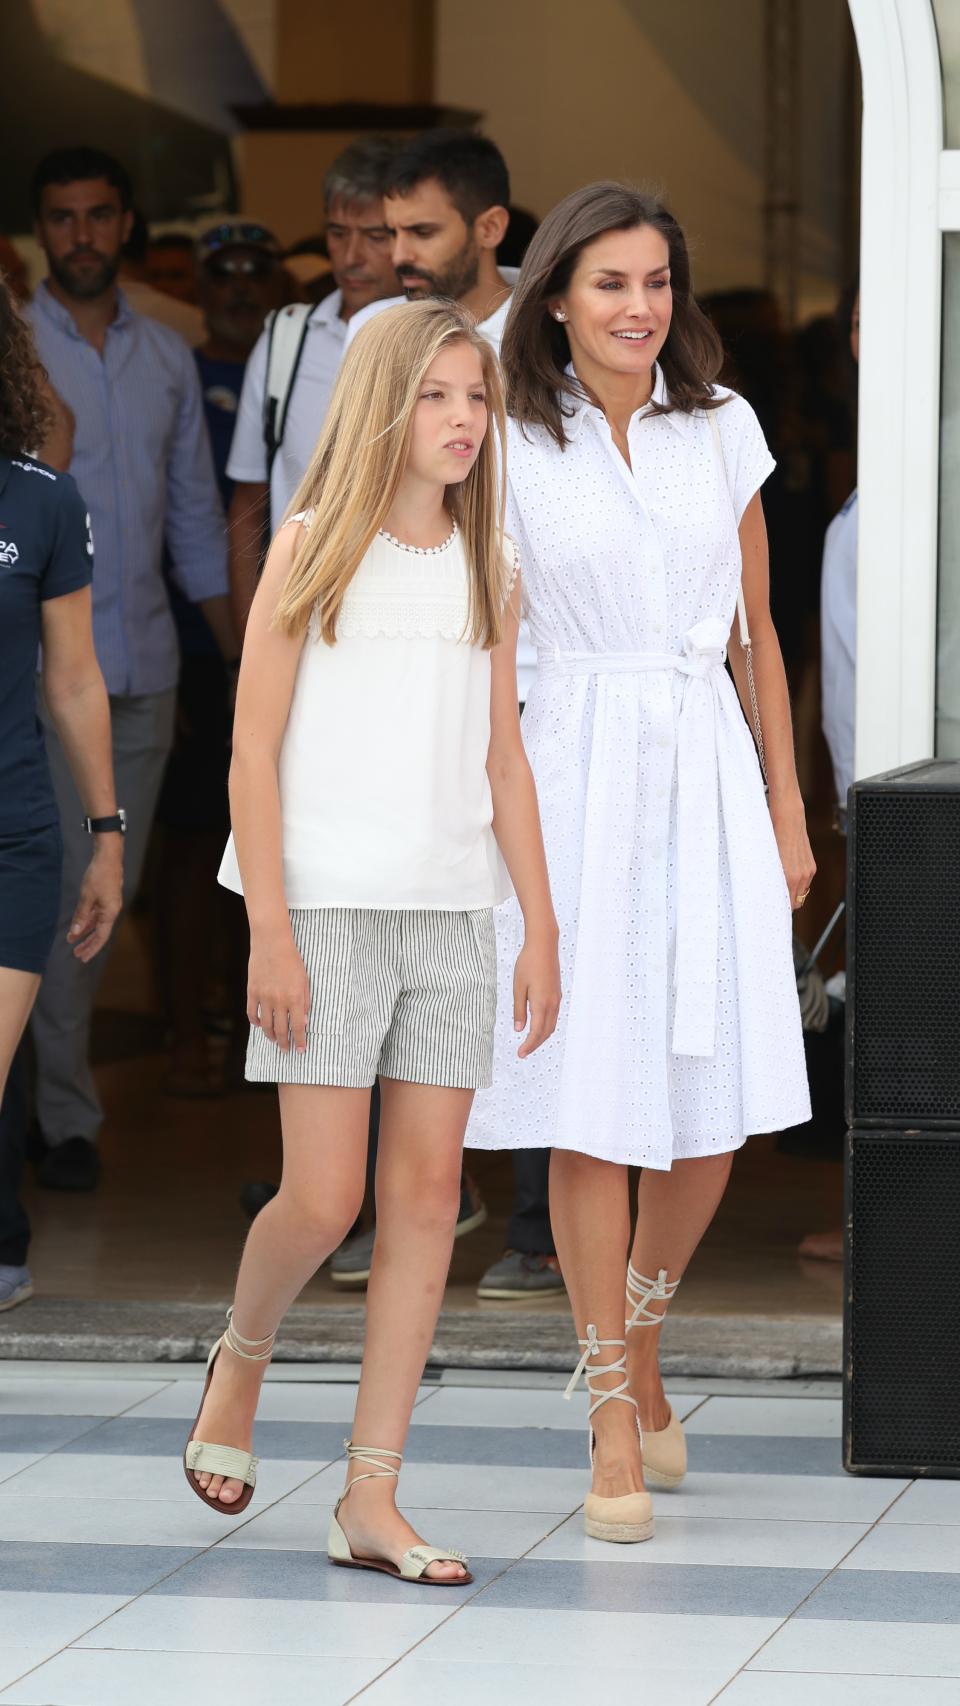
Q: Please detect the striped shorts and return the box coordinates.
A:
[245,906,497,1089]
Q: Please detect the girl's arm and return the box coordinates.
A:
[230,524,310,1051]
[487,574,561,1057]
[728,492,817,910]
[41,586,122,962]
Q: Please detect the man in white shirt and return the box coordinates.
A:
[821,489,858,809]
[225,137,400,631]
[820,292,859,815]
[344,129,517,355]
[343,130,537,706]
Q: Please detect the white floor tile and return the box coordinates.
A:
[676,1473,907,1524]
[0,1650,67,1693]
[879,1481,960,1526]
[409,1387,708,1430]
[282,1460,586,1514]
[0,1595,127,1652]
[220,1500,562,1558]
[415,1607,780,1671]
[0,1380,170,1418]
[0,1459,45,1490]
[360,1657,745,1706]
[750,1618,960,1677]
[0,1493,241,1548]
[685,1397,843,1438]
[125,1381,432,1422]
[0,1649,384,1705]
[722,1674,960,1704]
[3,1452,314,1505]
[74,1595,450,1659]
[838,1522,960,1572]
[530,1512,869,1569]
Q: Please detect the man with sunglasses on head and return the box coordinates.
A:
[225,138,400,635]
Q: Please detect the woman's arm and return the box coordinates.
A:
[487,575,561,1057]
[728,492,817,909]
[230,523,310,1051]
[40,588,122,961]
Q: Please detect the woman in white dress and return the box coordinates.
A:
[466,183,814,1542]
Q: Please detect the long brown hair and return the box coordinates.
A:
[501,182,725,448]
[272,299,508,647]
[0,273,52,457]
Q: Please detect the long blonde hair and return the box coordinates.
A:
[271,299,508,646]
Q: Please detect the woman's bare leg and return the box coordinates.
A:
[626,1152,734,1429]
[193,1083,369,1503]
[548,1148,645,1497]
[336,1076,472,1582]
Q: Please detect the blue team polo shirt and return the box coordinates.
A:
[0,453,93,832]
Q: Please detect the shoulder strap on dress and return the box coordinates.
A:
[707,410,750,647]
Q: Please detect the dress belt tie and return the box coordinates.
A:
[537,618,730,1057]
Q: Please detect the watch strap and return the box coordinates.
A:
[82,809,127,834]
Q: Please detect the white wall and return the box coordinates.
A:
[436,0,853,312]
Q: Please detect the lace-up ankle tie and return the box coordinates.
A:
[625,1264,681,1331]
[222,1306,276,1361]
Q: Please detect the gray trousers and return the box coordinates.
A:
[30,687,176,1146]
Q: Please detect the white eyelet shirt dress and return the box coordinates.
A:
[465,365,811,1169]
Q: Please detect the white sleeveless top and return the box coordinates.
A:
[219,516,515,911]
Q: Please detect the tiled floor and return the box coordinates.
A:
[1,1363,952,1704]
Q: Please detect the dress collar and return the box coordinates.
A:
[562,361,694,441]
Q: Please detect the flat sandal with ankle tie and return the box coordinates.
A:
[626,1263,687,1491]
[327,1444,473,1585]
[183,1308,275,1515]
[563,1325,654,1543]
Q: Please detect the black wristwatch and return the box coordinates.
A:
[81,809,127,835]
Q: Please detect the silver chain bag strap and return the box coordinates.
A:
[707,409,767,786]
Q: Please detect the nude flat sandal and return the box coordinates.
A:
[327,1444,473,1585]
[183,1308,275,1516]
[564,1326,655,1543]
[625,1263,687,1491]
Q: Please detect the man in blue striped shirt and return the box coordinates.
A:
[26,146,235,1192]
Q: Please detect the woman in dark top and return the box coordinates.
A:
[0,274,123,1311]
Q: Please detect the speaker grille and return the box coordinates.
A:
[850,790,960,1124]
[846,1131,960,1474]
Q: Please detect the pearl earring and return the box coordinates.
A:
[555,310,567,322]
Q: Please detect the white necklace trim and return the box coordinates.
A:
[378,520,459,556]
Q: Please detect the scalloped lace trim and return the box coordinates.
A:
[337,595,470,641]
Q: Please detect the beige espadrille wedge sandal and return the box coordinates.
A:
[625,1263,687,1491]
[563,1325,655,1543]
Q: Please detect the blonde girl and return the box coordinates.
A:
[182,299,560,1587]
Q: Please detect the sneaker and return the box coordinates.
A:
[37,1136,100,1192]
[330,1177,488,1288]
[239,1179,278,1221]
[477,1250,566,1300]
[0,1265,34,1312]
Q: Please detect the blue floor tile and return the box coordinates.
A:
[796,1568,960,1624]
[150,1546,510,1603]
[0,1541,200,1596]
[473,1558,823,1616]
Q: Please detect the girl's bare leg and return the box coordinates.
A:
[193,1083,369,1503]
[626,1152,734,1429]
[335,1076,472,1582]
[548,1148,645,1498]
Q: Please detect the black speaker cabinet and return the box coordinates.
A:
[845,761,960,1476]
[847,760,960,1128]
[844,1130,960,1476]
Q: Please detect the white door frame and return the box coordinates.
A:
[848,0,944,778]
